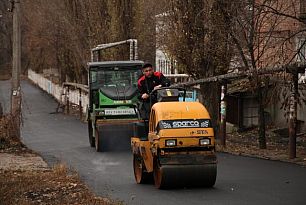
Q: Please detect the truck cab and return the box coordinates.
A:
[88,61,143,118]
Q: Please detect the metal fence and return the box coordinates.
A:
[28,70,89,116]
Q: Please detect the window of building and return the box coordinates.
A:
[296,37,306,63]
[296,36,306,83]
[300,0,306,19]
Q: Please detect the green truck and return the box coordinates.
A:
[87,60,144,151]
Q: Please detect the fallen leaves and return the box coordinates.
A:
[0,166,114,205]
[217,128,306,166]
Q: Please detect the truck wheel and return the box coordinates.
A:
[88,120,95,147]
[95,128,102,152]
[133,154,152,184]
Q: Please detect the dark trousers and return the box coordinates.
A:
[138,101,151,120]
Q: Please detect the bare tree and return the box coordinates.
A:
[224,0,306,148]
[21,0,159,83]
[157,0,234,128]
[0,1,12,74]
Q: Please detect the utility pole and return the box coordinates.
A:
[289,70,298,159]
[10,0,21,136]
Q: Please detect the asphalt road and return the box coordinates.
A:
[1,80,306,205]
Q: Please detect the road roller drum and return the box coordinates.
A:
[153,164,217,189]
[95,121,135,152]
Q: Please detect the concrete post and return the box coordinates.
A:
[11,0,21,137]
[220,83,227,146]
[289,71,298,159]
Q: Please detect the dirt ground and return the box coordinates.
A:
[0,115,118,205]
[216,127,306,167]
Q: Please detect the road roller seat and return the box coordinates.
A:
[156,88,179,102]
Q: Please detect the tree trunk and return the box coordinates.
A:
[200,82,220,137]
[258,86,266,149]
[0,102,3,118]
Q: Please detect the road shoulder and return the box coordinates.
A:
[0,114,115,205]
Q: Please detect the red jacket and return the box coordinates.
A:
[137,72,170,101]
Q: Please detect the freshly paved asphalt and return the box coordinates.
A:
[1,80,306,205]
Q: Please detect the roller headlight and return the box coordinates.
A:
[199,138,211,146]
[165,139,177,147]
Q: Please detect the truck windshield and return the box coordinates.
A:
[92,68,139,88]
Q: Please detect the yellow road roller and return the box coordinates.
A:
[131,88,217,189]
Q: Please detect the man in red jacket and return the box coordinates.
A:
[137,63,170,119]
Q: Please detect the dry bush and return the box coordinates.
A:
[0,114,24,152]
